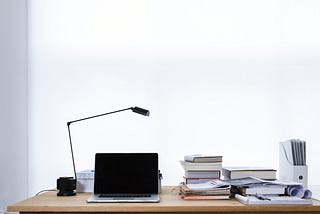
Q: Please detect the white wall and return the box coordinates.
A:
[28,0,320,195]
[0,0,28,211]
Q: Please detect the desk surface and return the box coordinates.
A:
[8,186,320,213]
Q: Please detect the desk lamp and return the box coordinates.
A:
[57,106,150,196]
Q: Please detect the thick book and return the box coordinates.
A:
[181,194,230,200]
[237,184,286,195]
[180,160,222,171]
[235,194,312,205]
[222,166,276,180]
[184,154,223,163]
[185,170,220,179]
[184,177,218,184]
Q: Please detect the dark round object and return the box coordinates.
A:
[57,177,76,196]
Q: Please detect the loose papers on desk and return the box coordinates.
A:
[235,194,312,205]
[187,177,311,198]
[181,180,231,200]
[227,177,313,205]
[187,179,230,190]
[225,177,312,199]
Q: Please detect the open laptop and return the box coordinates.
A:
[87,153,160,203]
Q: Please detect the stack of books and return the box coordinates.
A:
[222,166,277,180]
[180,154,223,184]
[179,154,230,200]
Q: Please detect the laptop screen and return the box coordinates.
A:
[94,153,158,194]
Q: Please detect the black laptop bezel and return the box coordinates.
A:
[93,153,159,195]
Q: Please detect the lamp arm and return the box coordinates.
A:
[66,107,134,180]
[67,107,133,125]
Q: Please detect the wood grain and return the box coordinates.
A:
[7,186,320,213]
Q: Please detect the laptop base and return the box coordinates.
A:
[87,194,160,203]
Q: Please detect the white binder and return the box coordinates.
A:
[279,140,308,188]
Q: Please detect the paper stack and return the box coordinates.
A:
[180,180,231,200]
[227,177,313,205]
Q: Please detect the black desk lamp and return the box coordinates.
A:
[57,106,150,196]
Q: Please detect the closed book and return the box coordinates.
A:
[222,166,276,180]
[184,154,223,163]
[185,170,220,179]
[182,194,230,200]
[184,178,217,184]
[238,184,286,195]
[180,160,222,171]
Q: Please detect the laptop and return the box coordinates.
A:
[87,153,160,203]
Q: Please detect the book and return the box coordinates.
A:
[184,154,223,163]
[222,167,276,180]
[236,184,286,195]
[184,170,220,179]
[184,177,217,184]
[180,160,222,171]
[181,194,230,200]
[235,194,312,205]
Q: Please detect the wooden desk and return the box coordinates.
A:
[8,186,320,214]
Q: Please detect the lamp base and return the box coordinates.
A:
[57,177,76,196]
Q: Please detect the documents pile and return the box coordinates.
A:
[180,154,223,184]
[227,177,313,205]
[180,180,231,200]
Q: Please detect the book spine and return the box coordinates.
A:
[182,195,230,200]
[184,178,217,184]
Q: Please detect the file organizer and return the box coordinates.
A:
[279,140,308,188]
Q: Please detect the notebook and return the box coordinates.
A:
[87,153,160,203]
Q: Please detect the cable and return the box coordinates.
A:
[35,189,57,196]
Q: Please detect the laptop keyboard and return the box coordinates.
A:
[99,194,151,198]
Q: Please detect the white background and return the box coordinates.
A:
[26,0,320,195]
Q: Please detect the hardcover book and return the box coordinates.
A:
[180,160,222,171]
[184,170,220,179]
[222,166,276,180]
[236,184,286,195]
[184,154,223,163]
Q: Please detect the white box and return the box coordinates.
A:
[76,170,94,193]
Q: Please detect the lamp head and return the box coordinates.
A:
[132,106,150,116]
